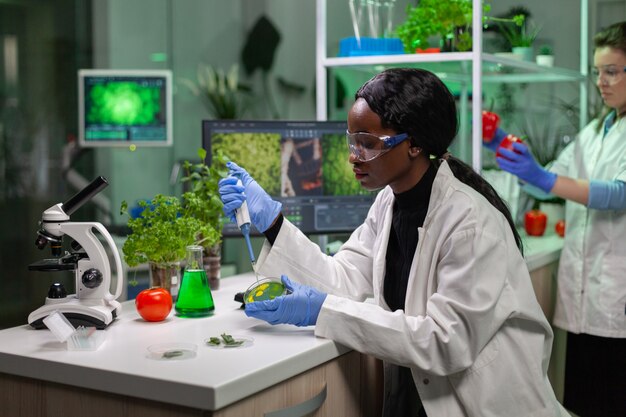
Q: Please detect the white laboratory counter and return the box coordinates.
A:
[0,273,354,415]
[522,232,564,272]
[0,234,564,415]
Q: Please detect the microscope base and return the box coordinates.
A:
[28,296,121,330]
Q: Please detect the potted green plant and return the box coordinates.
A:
[395,1,523,53]
[535,44,554,67]
[395,0,478,52]
[179,64,251,119]
[120,194,215,293]
[180,148,229,289]
[497,19,541,61]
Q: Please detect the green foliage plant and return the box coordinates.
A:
[538,44,553,55]
[120,195,213,268]
[179,64,251,119]
[497,19,540,48]
[396,0,503,52]
[396,0,526,53]
[396,0,476,52]
[181,148,229,256]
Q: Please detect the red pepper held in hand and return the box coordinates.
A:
[496,134,524,159]
[482,111,501,142]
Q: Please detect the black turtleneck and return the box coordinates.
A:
[382,163,436,417]
[384,163,436,311]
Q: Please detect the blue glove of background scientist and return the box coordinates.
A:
[482,127,508,152]
[218,161,282,232]
[483,128,557,194]
[245,275,327,327]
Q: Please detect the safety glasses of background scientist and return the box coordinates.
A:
[346,131,409,162]
[592,65,626,86]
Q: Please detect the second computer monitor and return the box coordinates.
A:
[202,120,376,236]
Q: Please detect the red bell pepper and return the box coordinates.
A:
[525,209,547,237]
[482,111,500,142]
[496,134,524,159]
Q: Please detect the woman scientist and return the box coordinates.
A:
[484,21,626,417]
[219,68,568,417]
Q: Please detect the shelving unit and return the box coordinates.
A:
[315,0,589,172]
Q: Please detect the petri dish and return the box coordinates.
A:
[244,278,287,304]
[147,342,197,360]
[205,335,254,349]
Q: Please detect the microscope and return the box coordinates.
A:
[28,176,123,329]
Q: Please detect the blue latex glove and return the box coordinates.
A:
[218,161,282,232]
[497,142,557,194]
[483,128,508,152]
[245,275,327,327]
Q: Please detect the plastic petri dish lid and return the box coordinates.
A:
[147,342,197,360]
[244,278,286,304]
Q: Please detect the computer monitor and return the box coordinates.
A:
[202,120,376,236]
[78,69,173,147]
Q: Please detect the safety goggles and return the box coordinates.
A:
[346,131,409,162]
[592,65,626,86]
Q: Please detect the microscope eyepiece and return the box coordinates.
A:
[61,176,108,216]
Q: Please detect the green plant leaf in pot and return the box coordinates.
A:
[395,0,493,53]
[180,148,229,256]
[121,194,206,268]
[497,18,541,48]
[538,44,553,55]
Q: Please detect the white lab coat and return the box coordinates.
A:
[549,116,626,338]
[256,161,568,417]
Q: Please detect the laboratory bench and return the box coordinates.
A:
[0,234,564,417]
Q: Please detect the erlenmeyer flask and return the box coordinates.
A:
[175,245,215,317]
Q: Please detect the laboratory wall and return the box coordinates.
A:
[0,0,624,330]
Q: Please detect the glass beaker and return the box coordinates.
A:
[175,245,215,318]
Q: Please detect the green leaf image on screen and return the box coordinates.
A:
[87,82,162,125]
[211,133,281,196]
[321,133,371,196]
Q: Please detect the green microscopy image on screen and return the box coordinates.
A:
[211,132,282,196]
[321,133,371,197]
[87,82,162,126]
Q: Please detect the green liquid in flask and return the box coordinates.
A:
[175,269,215,318]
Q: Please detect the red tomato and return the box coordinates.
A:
[555,219,565,237]
[525,210,547,237]
[482,111,500,142]
[135,287,172,322]
[496,134,524,159]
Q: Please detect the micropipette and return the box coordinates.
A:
[234,181,260,283]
